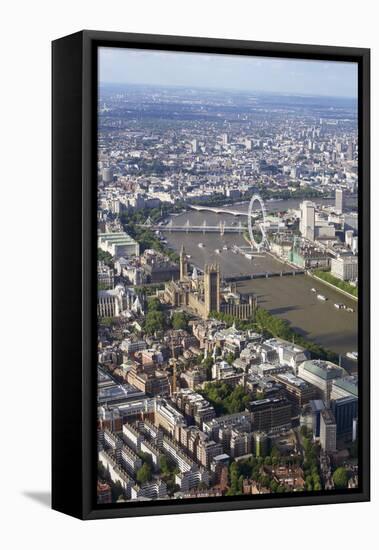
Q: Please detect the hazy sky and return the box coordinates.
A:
[99,47,358,98]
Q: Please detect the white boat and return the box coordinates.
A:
[334,303,343,309]
[198,243,205,248]
[222,245,228,251]
[310,288,317,293]
[244,253,254,260]
[346,351,358,360]
[215,249,221,254]
[317,294,327,301]
[346,307,354,313]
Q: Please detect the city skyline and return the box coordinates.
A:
[97,50,359,505]
[99,47,358,98]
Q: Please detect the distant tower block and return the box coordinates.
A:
[204,264,221,316]
[335,188,345,214]
[179,245,188,281]
[102,166,113,184]
[191,139,198,153]
[299,200,315,241]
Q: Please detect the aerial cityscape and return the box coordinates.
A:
[97,48,359,505]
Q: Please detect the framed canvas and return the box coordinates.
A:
[52,30,370,520]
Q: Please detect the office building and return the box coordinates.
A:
[121,444,143,476]
[131,480,167,500]
[331,375,358,400]
[345,229,354,248]
[299,201,315,241]
[154,399,186,440]
[122,423,144,452]
[310,399,325,438]
[172,389,216,428]
[335,188,345,214]
[331,395,358,437]
[102,166,113,184]
[298,360,346,400]
[98,232,140,258]
[229,430,253,458]
[319,409,337,452]
[98,450,134,500]
[250,398,292,434]
[221,132,229,145]
[331,254,358,282]
[271,372,317,413]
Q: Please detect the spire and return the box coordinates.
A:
[179,244,188,280]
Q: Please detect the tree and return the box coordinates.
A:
[259,474,270,487]
[159,455,170,476]
[224,385,250,414]
[228,462,243,495]
[270,446,281,460]
[172,311,188,330]
[300,425,309,438]
[99,317,113,327]
[333,467,349,489]
[98,248,113,266]
[144,310,165,334]
[270,480,279,493]
[148,297,162,311]
[225,352,235,365]
[202,356,213,380]
[136,463,152,484]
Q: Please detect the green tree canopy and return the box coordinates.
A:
[159,455,170,476]
[136,463,152,485]
[200,381,250,415]
[333,467,349,489]
[147,297,162,311]
[98,248,113,266]
[171,311,189,330]
[144,310,165,334]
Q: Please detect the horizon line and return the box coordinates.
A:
[98,81,358,101]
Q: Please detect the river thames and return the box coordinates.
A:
[165,199,358,366]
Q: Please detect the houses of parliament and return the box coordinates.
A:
[163,246,256,321]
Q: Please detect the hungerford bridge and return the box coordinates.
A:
[139,218,246,235]
[188,204,249,217]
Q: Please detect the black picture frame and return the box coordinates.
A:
[52,30,370,520]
